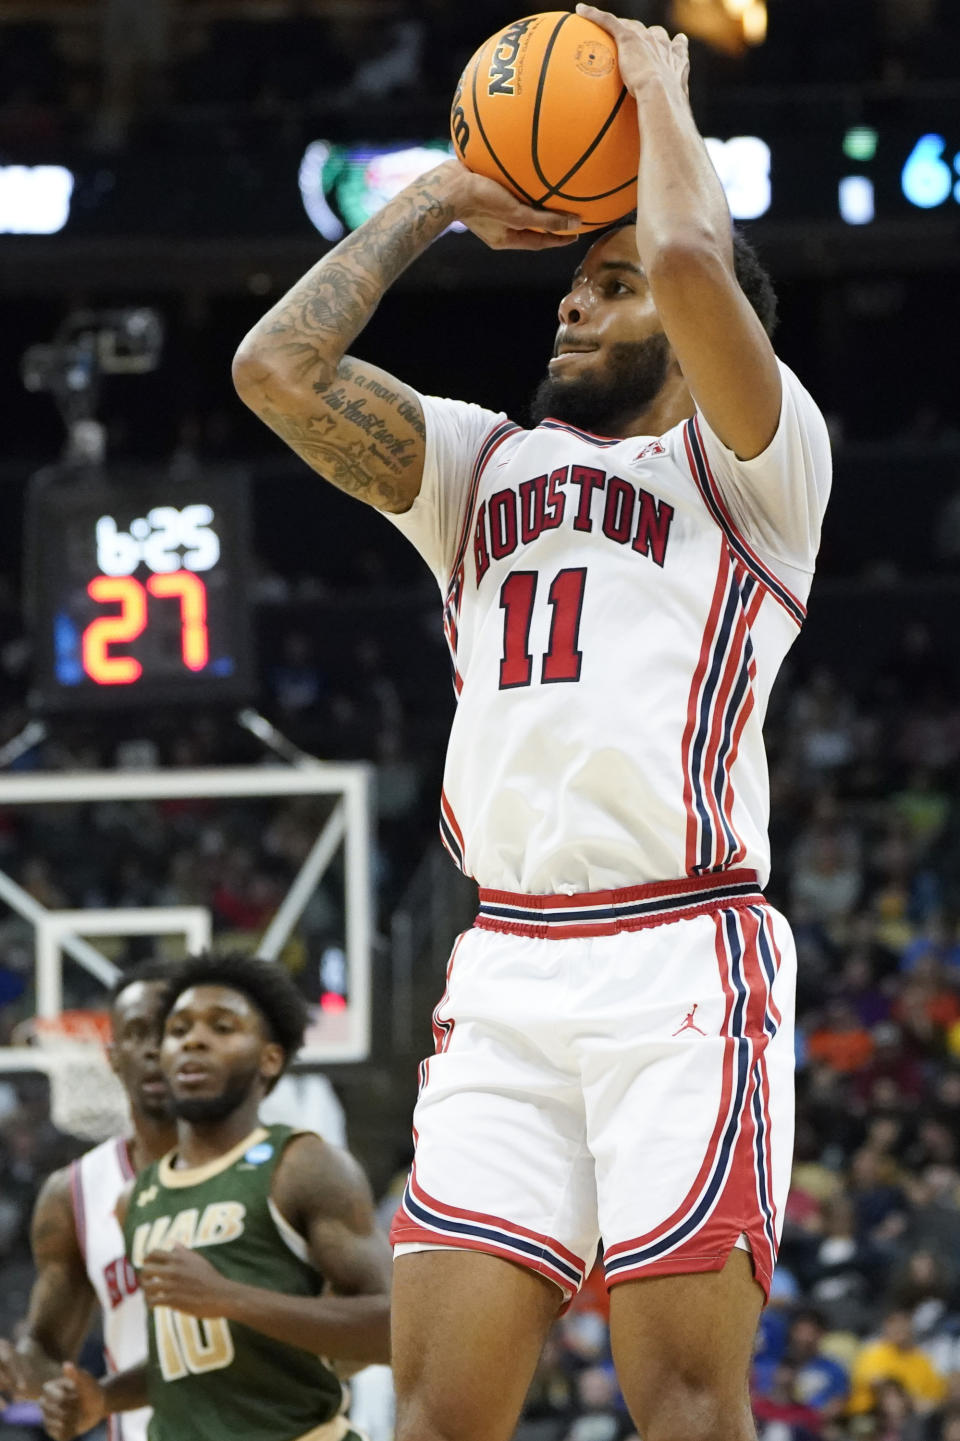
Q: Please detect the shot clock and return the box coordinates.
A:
[26,469,254,711]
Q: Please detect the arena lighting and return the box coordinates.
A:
[901,133,960,209]
[703,136,771,220]
[299,139,462,241]
[300,135,771,234]
[839,176,875,226]
[669,0,766,57]
[844,127,879,163]
[0,165,73,234]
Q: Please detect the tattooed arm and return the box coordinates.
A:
[232,158,579,513]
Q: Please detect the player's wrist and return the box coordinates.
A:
[629,71,691,120]
[210,1276,253,1325]
[423,158,474,217]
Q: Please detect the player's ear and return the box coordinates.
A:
[260,1042,284,1086]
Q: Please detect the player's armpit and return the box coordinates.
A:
[274,1135,392,1295]
[18,1169,96,1390]
[235,353,426,514]
[267,1135,392,1361]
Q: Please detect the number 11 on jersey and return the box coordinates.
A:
[499,567,586,689]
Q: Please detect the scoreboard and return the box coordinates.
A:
[26,471,254,712]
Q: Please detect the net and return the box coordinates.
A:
[15,1011,129,1142]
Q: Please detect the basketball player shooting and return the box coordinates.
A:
[232,7,832,1441]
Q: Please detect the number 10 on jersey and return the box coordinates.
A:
[499,567,586,689]
[154,1305,234,1381]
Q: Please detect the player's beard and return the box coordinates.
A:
[139,1089,175,1124]
[173,1062,260,1124]
[529,333,671,435]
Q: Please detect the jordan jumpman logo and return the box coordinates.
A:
[673,1003,707,1037]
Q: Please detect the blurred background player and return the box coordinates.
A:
[0,961,175,1441]
[40,952,391,1441]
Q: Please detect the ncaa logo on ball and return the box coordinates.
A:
[488,16,535,96]
[575,39,615,78]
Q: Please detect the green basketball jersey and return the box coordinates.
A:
[124,1124,344,1441]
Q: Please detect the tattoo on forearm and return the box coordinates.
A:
[243,171,448,503]
[318,388,417,466]
[258,174,455,385]
[260,405,411,508]
[324,362,427,440]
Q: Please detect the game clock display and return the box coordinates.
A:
[27,472,254,711]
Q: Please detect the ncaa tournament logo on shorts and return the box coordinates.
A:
[243,1142,274,1165]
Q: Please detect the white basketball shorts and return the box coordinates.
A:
[391,870,796,1305]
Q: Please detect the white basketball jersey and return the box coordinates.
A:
[70,1136,151,1441]
[388,360,831,893]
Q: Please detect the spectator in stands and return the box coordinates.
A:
[787,668,860,775]
[791,825,864,929]
[901,916,960,976]
[751,1362,822,1441]
[847,1309,948,1417]
[866,1377,925,1441]
[805,1191,886,1334]
[835,953,893,1029]
[848,1146,910,1252]
[807,1000,876,1075]
[892,970,959,1056]
[850,1023,926,1112]
[753,1307,849,1421]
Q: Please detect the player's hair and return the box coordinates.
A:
[108,957,179,1010]
[157,952,308,1079]
[606,217,778,338]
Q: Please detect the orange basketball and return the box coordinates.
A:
[450,11,639,232]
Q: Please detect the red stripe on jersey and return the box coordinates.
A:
[430,931,466,1054]
[745,585,765,627]
[719,654,757,866]
[698,588,750,870]
[440,790,466,854]
[682,553,731,874]
[447,421,521,596]
[713,567,762,865]
[683,420,806,627]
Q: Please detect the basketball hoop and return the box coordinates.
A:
[15,1010,129,1142]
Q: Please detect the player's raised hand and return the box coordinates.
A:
[438,158,582,250]
[575,5,689,99]
[40,1362,105,1441]
[140,1245,236,1318]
